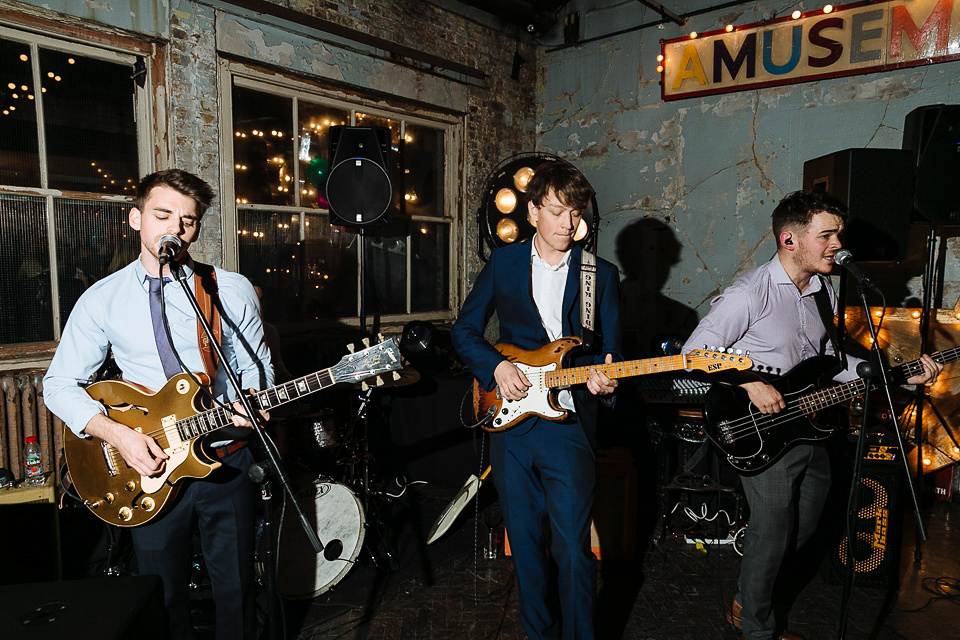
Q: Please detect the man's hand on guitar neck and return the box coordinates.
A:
[905,354,943,385]
[83,413,169,477]
[229,390,271,428]
[587,353,617,398]
[495,361,532,401]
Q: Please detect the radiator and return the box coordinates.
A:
[1,372,64,485]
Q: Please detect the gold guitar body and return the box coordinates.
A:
[63,374,218,527]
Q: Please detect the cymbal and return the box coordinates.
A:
[348,367,421,390]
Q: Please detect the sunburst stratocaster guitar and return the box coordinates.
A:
[64,337,402,527]
[703,347,959,475]
[474,337,753,432]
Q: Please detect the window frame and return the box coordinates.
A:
[0,21,157,357]
[219,61,462,328]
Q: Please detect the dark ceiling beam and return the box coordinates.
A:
[634,0,684,26]
[218,0,486,80]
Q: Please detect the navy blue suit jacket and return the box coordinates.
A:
[451,241,621,447]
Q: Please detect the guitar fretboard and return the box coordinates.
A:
[797,346,959,414]
[543,353,750,389]
[175,368,337,441]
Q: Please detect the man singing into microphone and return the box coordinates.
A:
[44,169,272,639]
[682,190,941,640]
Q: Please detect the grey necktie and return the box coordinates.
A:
[146,275,181,379]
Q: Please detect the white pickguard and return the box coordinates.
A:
[491,361,567,429]
[140,446,191,494]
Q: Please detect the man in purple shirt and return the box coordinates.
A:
[683,190,941,640]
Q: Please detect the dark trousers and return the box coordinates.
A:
[130,447,257,640]
[490,417,596,640]
[738,444,831,640]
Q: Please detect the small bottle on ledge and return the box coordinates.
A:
[23,436,44,486]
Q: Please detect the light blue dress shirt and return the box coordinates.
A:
[43,257,274,436]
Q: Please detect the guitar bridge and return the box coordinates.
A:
[717,421,735,445]
[100,440,119,477]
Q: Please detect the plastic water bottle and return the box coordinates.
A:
[23,436,44,486]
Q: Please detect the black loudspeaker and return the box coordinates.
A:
[326,126,392,225]
[803,148,914,261]
[831,444,903,589]
[902,104,960,225]
[0,575,165,639]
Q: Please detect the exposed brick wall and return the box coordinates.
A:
[169,0,223,266]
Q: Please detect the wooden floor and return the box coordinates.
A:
[256,484,960,640]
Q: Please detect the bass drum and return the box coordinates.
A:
[269,479,365,598]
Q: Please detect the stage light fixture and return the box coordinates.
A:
[477,153,599,260]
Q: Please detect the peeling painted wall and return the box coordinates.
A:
[4,0,537,287]
[539,2,960,357]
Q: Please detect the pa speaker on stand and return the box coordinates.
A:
[903,104,960,225]
[802,148,914,261]
[326,126,393,226]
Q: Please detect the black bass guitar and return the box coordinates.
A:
[703,348,958,475]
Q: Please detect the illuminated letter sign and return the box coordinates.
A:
[661,0,960,101]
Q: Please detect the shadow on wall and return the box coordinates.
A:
[615,217,699,359]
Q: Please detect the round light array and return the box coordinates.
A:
[479,154,597,257]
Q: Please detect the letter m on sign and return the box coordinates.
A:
[713,33,757,82]
[890,0,952,58]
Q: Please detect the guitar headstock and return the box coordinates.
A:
[332,335,403,385]
[686,347,753,373]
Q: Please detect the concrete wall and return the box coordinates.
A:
[538,1,960,357]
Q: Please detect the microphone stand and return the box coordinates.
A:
[836,279,927,640]
[166,256,328,640]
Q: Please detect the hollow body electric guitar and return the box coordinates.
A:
[703,347,960,475]
[64,338,402,527]
[474,337,753,432]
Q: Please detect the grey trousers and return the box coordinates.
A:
[738,444,831,640]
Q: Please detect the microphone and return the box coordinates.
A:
[157,234,182,264]
[323,538,344,561]
[834,249,878,290]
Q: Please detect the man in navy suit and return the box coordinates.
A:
[452,160,622,640]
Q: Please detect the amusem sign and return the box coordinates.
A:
[661,0,959,101]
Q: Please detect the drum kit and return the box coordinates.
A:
[263,367,421,598]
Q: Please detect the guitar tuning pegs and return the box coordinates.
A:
[362,337,371,348]
[392,371,401,381]
[377,332,385,343]
[361,381,369,391]
[346,344,355,354]
[375,376,385,387]
[735,349,743,355]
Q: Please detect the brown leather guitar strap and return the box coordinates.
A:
[192,262,222,381]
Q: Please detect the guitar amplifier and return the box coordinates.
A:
[829,443,903,589]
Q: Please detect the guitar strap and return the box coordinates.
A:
[192,262,222,381]
[813,275,848,371]
[580,249,596,350]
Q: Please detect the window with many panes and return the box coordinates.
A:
[0,26,149,345]
[225,72,457,327]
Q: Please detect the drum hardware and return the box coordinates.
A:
[310,409,340,450]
